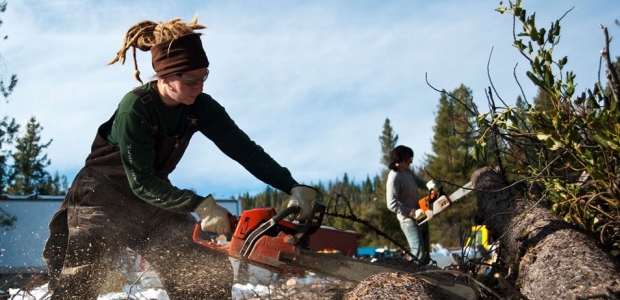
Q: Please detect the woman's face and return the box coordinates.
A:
[163,67,209,106]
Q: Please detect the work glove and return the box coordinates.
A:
[286,184,317,222]
[194,195,231,235]
[410,208,426,220]
[426,180,442,192]
[410,207,433,222]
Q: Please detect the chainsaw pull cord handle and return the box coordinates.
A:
[239,205,301,257]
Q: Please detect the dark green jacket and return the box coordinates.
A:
[99,82,297,213]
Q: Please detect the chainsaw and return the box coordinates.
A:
[415,181,473,225]
[193,203,479,299]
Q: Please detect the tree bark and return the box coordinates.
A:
[472,167,620,300]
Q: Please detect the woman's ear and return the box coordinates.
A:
[161,77,177,93]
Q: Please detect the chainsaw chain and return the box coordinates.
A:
[324,192,422,264]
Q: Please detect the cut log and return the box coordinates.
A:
[472,167,620,300]
[344,272,439,300]
[344,268,480,300]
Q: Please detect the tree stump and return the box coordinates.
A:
[472,167,620,299]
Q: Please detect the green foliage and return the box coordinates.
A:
[467,0,620,250]
[39,171,69,196]
[0,116,18,192]
[5,116,67,195]
[379,118,398,167]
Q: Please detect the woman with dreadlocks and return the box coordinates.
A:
[42,16,316,299]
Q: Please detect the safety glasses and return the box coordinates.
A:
[174,69,209,86]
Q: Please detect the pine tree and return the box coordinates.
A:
[423,85,479,247]
[39,171,69,196]
[379,118,398,167]
[0,116,18,193]
[6,116,52,195]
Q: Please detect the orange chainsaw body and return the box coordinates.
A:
[418,189,439,212]
[193,207,301,269]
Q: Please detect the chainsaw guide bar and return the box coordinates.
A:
[193,203,479,300]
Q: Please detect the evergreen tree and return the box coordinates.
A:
[6,116,52,195]
[0,116,18,193]
[361,176,374,199]
[424,85,479,247]
[379,118,398,167]
[39,171,69,196]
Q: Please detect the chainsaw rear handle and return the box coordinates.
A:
[276,205,301,223]
[238,205,301,257]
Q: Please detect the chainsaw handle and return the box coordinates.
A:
[239,205,301,257]
[294,202,325,237]
[274,205,301,223]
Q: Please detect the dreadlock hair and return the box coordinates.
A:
[108,15,206,84]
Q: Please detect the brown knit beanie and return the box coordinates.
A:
[151,33,209,78]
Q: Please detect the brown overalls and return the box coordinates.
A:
[43,91,233,299]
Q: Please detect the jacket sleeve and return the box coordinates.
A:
[199,96,298,194]
[412,171,428,190]
[386,171,411,217]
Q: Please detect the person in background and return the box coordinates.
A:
[42,15,316,299]
[385,145,437,264]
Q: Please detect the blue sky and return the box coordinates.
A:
[1,0,618,198]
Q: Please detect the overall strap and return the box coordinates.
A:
[130,87,200,136]
[131,88,160,135]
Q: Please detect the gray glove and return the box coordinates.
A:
[286,185,316,222]
[194,195,231,235]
